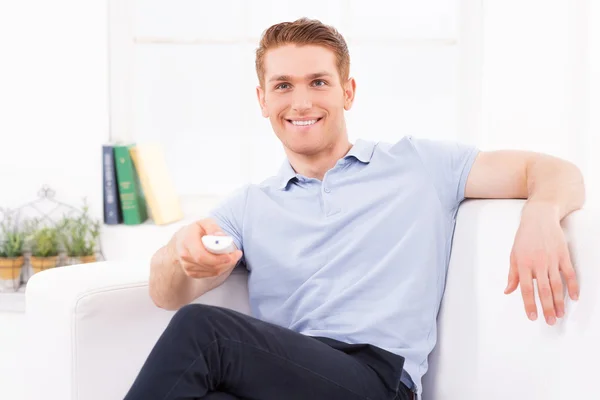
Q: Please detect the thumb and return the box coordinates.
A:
[197,218,225,236]
[232,249,243,263]
[505,260,519,294]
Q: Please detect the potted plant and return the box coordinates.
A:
[58,204,101,265]
[28,223,61,274]
[0,211,26,291]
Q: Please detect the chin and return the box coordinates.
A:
[287,141,319,154]
[284,138,324,156]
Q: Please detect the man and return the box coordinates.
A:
[124,18,585,400]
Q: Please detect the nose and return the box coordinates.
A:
[291,89,312,113]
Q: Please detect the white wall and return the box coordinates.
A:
[586,0,600,203]
[121,0,463,196]
[481,2,585,158]
[480,0,598,202]
[1,1,597,215]
[0,1,109,218]
[113,0,599,201]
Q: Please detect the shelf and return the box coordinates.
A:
[0,195,226,314]
[102,194,222,229]
[100,194,224,262]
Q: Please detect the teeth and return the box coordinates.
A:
[290,119,318,126]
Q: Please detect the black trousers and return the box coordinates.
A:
[123,304,412,400]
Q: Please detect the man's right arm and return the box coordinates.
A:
[148,220,242,311]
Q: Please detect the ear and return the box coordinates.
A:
[256,85,269,118]
[343,77,356,111]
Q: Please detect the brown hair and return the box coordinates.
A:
[255,18,350,88]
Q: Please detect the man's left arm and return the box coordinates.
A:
[465,150,586,325]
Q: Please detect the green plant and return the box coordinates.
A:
[29,225,60,257]
[58,203,101,257]
[0,211,25,258]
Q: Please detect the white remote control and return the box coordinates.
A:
[201,235,236,254]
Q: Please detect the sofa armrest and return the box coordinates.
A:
[24,260,250,400]
[423,199,600,399]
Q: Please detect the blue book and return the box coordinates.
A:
[102,144,123,224]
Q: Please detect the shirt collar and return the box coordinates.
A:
[343,139,376,163]
[276,139,376,190]
[276,160,298,190]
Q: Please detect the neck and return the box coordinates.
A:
[286,139,352,181]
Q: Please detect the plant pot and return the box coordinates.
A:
[30,255,60,275]
[0,256,24,292]
[67,255,97,265]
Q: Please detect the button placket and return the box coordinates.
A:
[321,176,341,216]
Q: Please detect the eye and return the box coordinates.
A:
[312,79,327,87]
[275,83,291,90]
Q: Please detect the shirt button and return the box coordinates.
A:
[324,187,331,193]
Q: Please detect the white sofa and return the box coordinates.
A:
[24,199,600,400]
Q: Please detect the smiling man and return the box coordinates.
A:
[124,18,586,400]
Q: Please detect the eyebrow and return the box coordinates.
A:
[268,72,333,83]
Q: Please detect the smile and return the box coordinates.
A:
[285,118,323,127]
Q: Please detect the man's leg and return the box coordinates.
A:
[123,304,402,400]
[203,393,240,399]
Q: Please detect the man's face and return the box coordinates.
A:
[257,44,356,157]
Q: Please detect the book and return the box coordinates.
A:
[113,143,148,225]
[129,143,183,225]
[102,144,123,225]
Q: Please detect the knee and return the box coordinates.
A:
[168,304,225,333]
[172,303,215,321]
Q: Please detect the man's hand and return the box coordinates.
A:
[505,202,579,325]
[170,218,243,279]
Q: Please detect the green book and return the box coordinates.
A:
[113,144,148,225]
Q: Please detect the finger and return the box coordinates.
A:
[518,267,538,321]
[174,238,193,265]
[185,267,222,279]
[188,233,233,263]
[198,247,241,267]
[232,249,243,263]
[181,254,229,277]
[536,270,557,325]
[209,250,243,273]
[181,238,206,263]
[196,218,225,236]
[560,248,579,301]
[182,251,231,268]
[185,251,242,278]
[549,262,565,318]
[505,254,519,294]
[180,259,226,277]
[204,250,241,267]
[210,250,242,268]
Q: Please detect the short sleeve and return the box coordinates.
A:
[207,184,249,252]
[408,136,480,212]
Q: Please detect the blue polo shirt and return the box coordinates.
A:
[209,135,479,396]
